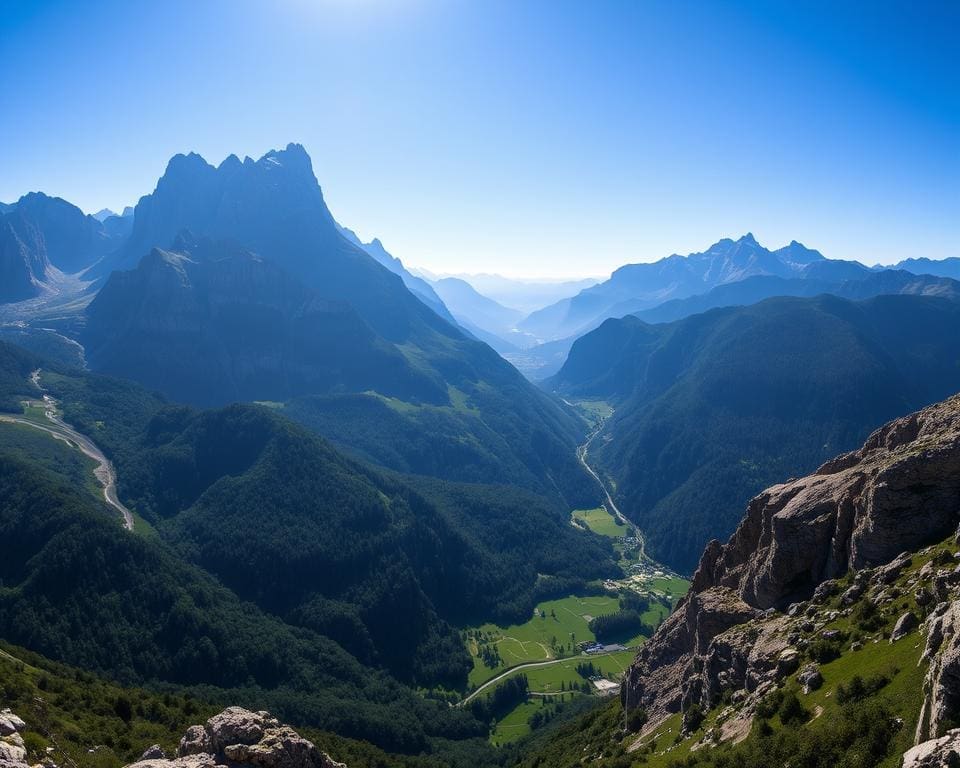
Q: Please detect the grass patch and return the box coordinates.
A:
[466,594,648,688]
[573,507,626,539]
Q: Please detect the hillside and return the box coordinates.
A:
[0,340,621,763]
[81,145,594,508]
[518,393,960,767]
[549,293,960,572]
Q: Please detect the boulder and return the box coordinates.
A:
[903,728,960,767]
[0,712,25,739]
[126,708,344,768]
[797,663,823,694]
[891,611,919,643]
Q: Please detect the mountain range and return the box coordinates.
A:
[4,142,960,767]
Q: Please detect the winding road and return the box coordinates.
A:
[462,647,630,705]
[576,412,646,560]
[0,370,134,531]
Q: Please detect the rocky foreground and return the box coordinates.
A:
[622,393,960,763]
[126,708,345,768]
[0,707,346,768]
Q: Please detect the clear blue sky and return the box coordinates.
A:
[1,0,957,277]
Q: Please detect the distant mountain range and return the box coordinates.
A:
[496,235,960,379]
[414,270,600,314]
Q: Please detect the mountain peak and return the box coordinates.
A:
[259,143,315,179]
[738,232,759,245]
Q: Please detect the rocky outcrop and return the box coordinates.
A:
[917,602,960,743]
[125,708,344,768]
[692,395,960,609]
[0,709,43,768]
[622,394,960,737]
[903,729,960,768]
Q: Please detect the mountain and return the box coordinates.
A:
[93,208,117,221]
[520,234,826,342]
[892,256,960,280]
[431,277,525,352]
[504,268,960,381]
[82,145,594,507]
[0,192,127,302]
[521,393,960,768]
[632,269,960,325]
[336,224,455,324]
[419,272,600,315]
[549,293,960,572]
[84,236,445,406]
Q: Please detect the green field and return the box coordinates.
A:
[648,575,690,601]
[570,399,614,425]
[466,593,662,688]
[487,650,636,744]
[572,507,626,538]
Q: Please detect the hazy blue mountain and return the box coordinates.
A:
[0,193,126,301]
[81,146,595,507]
[417,270,600,315]
[84,235,440,406]
[548,293,960,572]
[93,208,117,221]
[336,224,456,324]
[100,210,135,241]
[431,277,525,351]
[520,234,825,342]
[632,269,960,325]
[892,256,960,280]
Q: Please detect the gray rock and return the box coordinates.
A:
[797,663,823,694]
[903,728,960,767]
[812,580,838,603]
[776,647,800,676]
[140,746,166,761]
[128,708,344,768]
[891,611,919,642]
[0,712,25,739]
[622,395,960,738]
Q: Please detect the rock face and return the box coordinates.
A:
[692,394,960,608]
[125,708,344,768]
[918,602,960,743]
[903,729,960,768]
[622,394,960,731]
[0,709,40,768]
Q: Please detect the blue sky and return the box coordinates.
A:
[1,0,957,277]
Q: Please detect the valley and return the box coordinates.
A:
[0,369,133,530]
